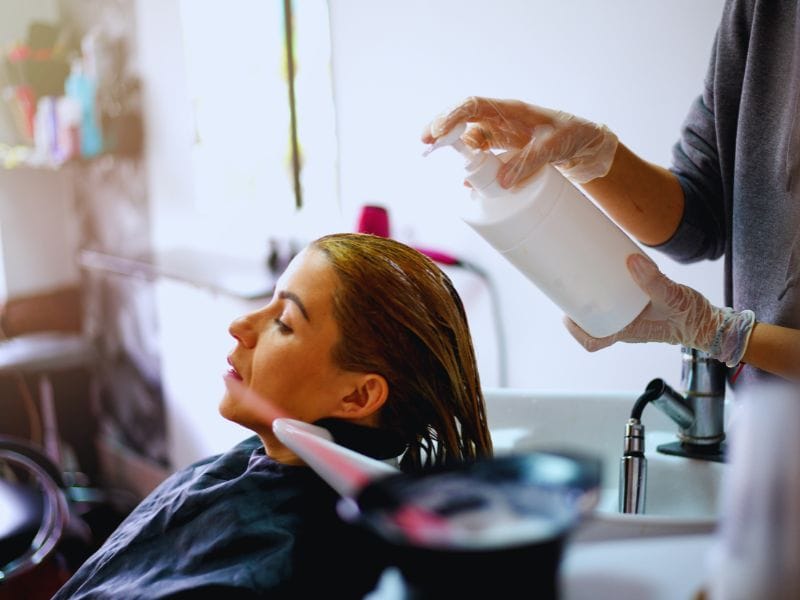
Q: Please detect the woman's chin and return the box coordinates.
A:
[218,392,236,422]
[218,394,258,432]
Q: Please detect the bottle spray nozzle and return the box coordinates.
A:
[422,123,472,158]
[424,122,505,197]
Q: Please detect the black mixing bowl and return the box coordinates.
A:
[339,451,601,599]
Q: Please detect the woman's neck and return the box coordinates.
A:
[258,432,306,465]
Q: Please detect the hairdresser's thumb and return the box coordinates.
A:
[563,315,617,352]
[626,253,668,300]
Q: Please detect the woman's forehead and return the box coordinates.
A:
[281,247,329,281]
[277,248,337,311]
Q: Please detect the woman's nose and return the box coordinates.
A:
[228,311,260,348]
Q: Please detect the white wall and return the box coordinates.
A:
[0,169,80,302]
[327,0,727,392]
[134,0,197,253]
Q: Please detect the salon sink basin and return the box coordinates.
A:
[484,389,727,541]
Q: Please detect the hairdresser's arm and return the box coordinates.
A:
[581,143,685,246]
[742,323,800,381]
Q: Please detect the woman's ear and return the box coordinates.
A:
[332,374,388,421]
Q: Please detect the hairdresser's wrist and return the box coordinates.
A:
[706,307,756,368]
[556,124,619,184]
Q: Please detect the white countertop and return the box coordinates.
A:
[560,533,713,599]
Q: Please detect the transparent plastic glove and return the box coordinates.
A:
[421,96,619,185]
[564,254,756,367]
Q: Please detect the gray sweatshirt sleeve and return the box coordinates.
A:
[657,0,758,264]
[660,49,727,263]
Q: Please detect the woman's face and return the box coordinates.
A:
[220,247,357,433]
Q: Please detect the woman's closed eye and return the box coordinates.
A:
[274,318,293,334]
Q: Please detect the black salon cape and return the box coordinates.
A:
[53,425,403,599]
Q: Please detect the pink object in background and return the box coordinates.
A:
[355,205,461,266]
[356,205,391,238]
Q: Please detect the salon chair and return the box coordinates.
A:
[0,332,97,475]
[0,333,113,597]
[0,436,74,598]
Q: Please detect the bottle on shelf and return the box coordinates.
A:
[64,57,102,158]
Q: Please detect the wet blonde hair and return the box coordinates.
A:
[312,233,492,471]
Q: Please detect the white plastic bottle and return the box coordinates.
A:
[428,124,649,338]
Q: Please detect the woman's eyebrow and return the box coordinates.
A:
[278,290,310,321]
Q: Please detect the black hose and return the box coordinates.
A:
[630,378,667,420]
[630,377,687,421]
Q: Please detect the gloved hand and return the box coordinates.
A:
[564,254,757,367]
[421,96,619,185]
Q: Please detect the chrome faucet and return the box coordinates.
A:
[655,347,727,460]
[619,417,647,514]
[619,347,727,514]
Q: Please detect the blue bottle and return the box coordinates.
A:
[64,58,102,158]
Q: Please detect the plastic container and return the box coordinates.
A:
[428,124,649,338]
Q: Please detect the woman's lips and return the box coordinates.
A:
[225,357,243,381]
[225,368,243,381]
